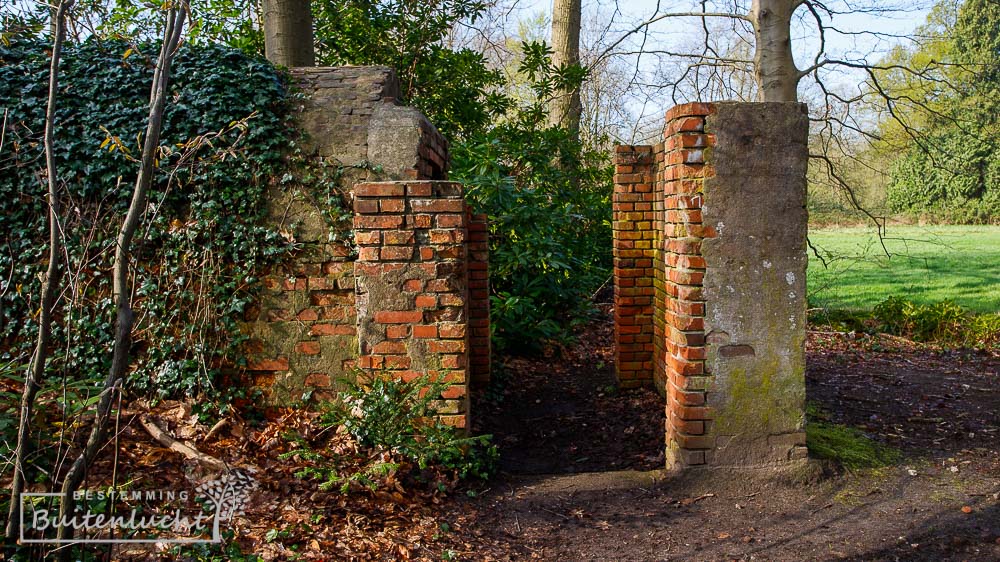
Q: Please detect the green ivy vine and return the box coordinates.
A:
[0,38,298,418]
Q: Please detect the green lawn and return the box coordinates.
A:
[807,225,1000,313]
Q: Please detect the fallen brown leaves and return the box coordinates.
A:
[208,407,483,560]
[11,404,482,560]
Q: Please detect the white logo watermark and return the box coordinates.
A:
[19,471,257,544]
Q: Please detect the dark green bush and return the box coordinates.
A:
[969,313,1000,348]
[453,43,611,353]
[872,296,911,335]
[323,373,497,481]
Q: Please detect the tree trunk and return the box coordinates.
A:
[751,0,799,101]
[262,0,315,67]
[548,0,582,133]
[55,5,187,549]
[4,0,72,546]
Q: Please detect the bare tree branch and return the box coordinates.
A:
[54,2,188,547]
[4,0,73,545]
[595,11,751,65]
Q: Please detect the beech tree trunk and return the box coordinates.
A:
[751,0,799,101]
[548,0,582,133]
[262,0,315,67]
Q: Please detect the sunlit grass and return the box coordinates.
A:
[807,225,1000,313]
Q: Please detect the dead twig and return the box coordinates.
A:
[677,492,715,506]
[540,507,571,520]
[203,418,229,443]
[589,274,613,300]
[139,415,227,470]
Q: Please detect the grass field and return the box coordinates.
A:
[807,225,1000,313]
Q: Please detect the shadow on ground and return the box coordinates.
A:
[460,319,1000,561]
[472,305,665,474]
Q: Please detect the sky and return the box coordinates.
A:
[507,0,938,141]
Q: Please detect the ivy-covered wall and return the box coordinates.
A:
[0,42,488,419]
[0,40,294,417]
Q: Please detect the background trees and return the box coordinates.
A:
[548,0,583,132]
[882,0,1000,223]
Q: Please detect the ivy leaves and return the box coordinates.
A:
[0,39,293,416]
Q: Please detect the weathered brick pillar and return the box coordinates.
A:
[353,181,471,429]
[662,102,808,469]
[612,146,657,388]
[467,213,491,385]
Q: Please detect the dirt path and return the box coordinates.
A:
[455,314,1000,561]
[473,304,664,474]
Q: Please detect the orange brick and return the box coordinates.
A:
[415,294,437,308]
[247,357,289,371]
[310,323,356,336]
[374,311,423,324]
[412,325,438,338]
[355,183,404,197]
[438,324,466,339]
[385,325,409,339]
[305,373,331,387]
[372,341,407,354]
[295,341,321,355]
[428,340,465,353]
[297,308,319,322]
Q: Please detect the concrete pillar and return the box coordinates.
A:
[661,102,809,469]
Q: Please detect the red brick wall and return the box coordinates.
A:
[612,146,657,388]
[467,212,491,385]
[613,104,717,466]
[416,119,449,180]
[353,181,474,429]
[615,102,808,470]
[612,104,718,466]
[651,140,667,395]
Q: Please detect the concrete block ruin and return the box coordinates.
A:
[614,102,809,470]
[240,67,490,430]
